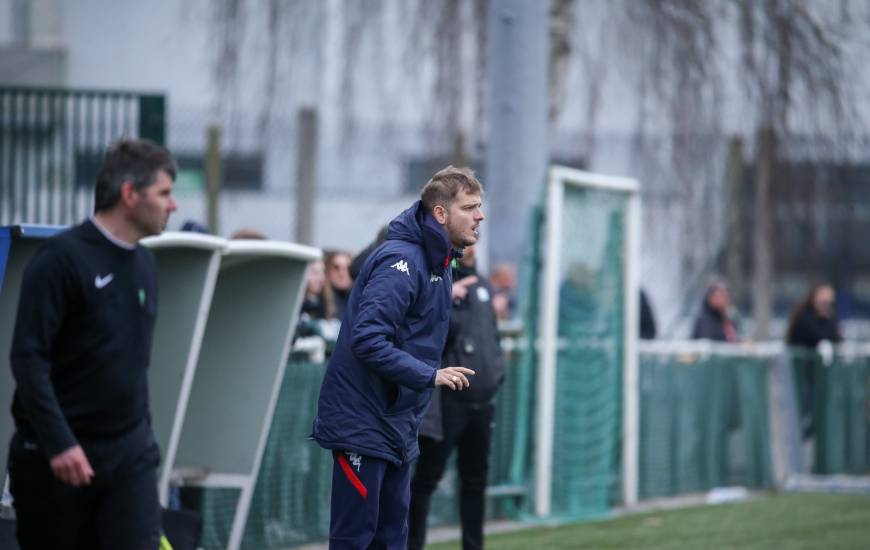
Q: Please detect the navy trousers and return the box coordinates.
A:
[329,450,412,550]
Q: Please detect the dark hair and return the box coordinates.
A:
[420,165,483,213]
[181,219,210,233]
[785,283,832,342]
[94,138,177,212]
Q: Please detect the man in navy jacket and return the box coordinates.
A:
[314,166,484,549]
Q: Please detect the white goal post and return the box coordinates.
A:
[535,166,641,516]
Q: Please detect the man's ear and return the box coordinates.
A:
[119,181,138,207]
[432,204,448,224]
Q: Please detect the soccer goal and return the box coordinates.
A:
[535,166,641,518]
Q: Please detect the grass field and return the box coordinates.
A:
[428,493,870,550]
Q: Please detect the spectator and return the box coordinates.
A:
[350,225,389,281]
[409,244,505,550]
[640,288,657,339]
[7,138,178,549]
[489,262,517,320]
[691,279,738,342]
[559,262,602,333]
[785,283,841,349]
[301,260,336,322]
[230,228,266,240]
[324,250,353,319]
[786,283,842,438]
[296,260,338,341]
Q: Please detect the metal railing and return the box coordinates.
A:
[0,86,165,226]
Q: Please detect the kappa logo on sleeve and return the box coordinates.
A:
[390,259,410,275]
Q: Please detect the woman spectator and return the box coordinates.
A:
[786,284,842,438]
[324,251,353,319]
[296,260,336,342]
[785,284,842,349]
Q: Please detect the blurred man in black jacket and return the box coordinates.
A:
[408,244,505,550]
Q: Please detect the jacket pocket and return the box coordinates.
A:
[384,385,421,416]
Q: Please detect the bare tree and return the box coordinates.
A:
[205,0,869,336]
[612,0,868,337]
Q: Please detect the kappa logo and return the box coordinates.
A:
[430,273,442,283]
[390,260,410,275]
[94,273,114,289]
[346,451,363,472]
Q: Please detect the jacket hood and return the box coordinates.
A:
[387,201,454,275]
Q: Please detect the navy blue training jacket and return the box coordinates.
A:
[314,201,454,465]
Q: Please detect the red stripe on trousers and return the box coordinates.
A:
[337,452,368,499]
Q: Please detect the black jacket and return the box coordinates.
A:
[691,303,736,342]
[10,220,158,468]
[787,308,841,349]
[420,264,505,440]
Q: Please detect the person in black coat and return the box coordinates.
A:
[8,139,178,549]
[349,225,389,281]
[786,284,841,349]
[408,244,505,550]
[692,279,738,342]
[785,283,842,437]
[324,251,353,319]
[640,288,657,339]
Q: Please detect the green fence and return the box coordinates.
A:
[808,353,870,474]
[182,342,870,549]
[0,86,165,226]
[638,351,774,500]
[189,346,531,550]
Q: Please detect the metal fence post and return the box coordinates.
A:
[138,94,166,145]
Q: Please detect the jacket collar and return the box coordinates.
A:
[388,201,455,275]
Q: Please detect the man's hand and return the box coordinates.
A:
[50,445,94,487]
[435,366,475,391]
[451,276,478,301]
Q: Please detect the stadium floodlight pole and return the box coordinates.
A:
[484,0,549,271]
[487,0,549,511]
[535,170,564,517]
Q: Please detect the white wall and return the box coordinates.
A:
[60,0,212,106]
[0,0,13,44]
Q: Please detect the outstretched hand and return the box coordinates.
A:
[435,366,475,391]
[451,276,478,300]
[50,445,94,487]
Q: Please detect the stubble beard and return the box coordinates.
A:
[456,231,478,248]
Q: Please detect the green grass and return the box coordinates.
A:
[428,493,870,550]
